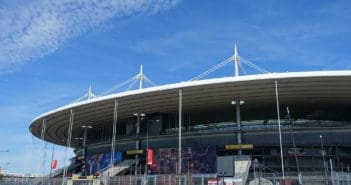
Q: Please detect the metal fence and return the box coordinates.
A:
[103,174,215,185]
[2,172,351,185]
[0,174,212,185]
[0,176,63,185]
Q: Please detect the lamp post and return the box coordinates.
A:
[82,126,93,146]
[274,80,285,180]
[133,113,145,175]
[81,125,92,176]
[286,107,302,184]
[144,120,151,180]
[320,135,328,184]
[49,144,55,185]
[231,99,244,155]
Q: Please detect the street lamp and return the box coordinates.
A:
[81,125,92,176]
[231,99,244,155]
[230,100,245,105]
[286,107,302,185]
[320,135,328,184]
[133,113,145,117]
[133,113,145,175]
[81,125,93,146]
[144,119,152,180]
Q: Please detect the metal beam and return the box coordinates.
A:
[62,109,74,185]
[275,80,285,180]
[111,99,118,176]
[178,88,182,174]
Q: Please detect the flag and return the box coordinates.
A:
[147,149,154,165]
[51,160,58,170]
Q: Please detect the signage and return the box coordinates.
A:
[147,149,154,165]
[51,160,58,170]
[126,149,144,155]
[225,144,253,150]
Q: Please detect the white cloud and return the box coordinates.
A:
[0,0,178,72]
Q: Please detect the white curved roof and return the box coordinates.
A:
[29,70,351,145]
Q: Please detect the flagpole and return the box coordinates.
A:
[49,144,55,185]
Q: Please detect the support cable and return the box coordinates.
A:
[238,61,248,75]
[126,77,139,91]
[72,86,97,103]
[143,76,157,87]
[190,56,233,81]
[189,46,270,81]
[240,57,270,74]
[99,74,139,96]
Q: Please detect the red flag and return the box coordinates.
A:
[147,149,153,165]
[51,160,58,170]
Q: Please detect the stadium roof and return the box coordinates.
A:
[29,71,351,146]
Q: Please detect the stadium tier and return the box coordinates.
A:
[29,71,351,177]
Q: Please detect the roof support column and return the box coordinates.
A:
[178,88,182,175]
[111,99,118,176]
[40,119,47,185]
[49,144,55,185]
[275,80,285,180]
[62,109,74,185]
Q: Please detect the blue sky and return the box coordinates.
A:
[1,0,351,174]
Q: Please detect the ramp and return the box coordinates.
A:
[233,155,251,185]
[100,159,135,177]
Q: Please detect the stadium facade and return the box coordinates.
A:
[29,69,351,180]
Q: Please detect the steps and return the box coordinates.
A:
[233,155,252,185]
[100,159,135,177]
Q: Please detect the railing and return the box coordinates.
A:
[84,120,351,147]
[3,172,351,185]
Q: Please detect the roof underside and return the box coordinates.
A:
[29,71,351,146]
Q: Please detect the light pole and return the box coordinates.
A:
[133,113,145,175]
[144,119,151,184]
[320,135,328,185]
[286,107,302,184]
[231,99,244,155]
[82,126,93,146]
[274,80,285,180]
[146,120,150,173]
[49,144,55,185]
[81,125,92,176]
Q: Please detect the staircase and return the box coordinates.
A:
[233,155,252,185]
[100,159,135,177]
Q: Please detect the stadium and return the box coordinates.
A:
[28,49,351,184]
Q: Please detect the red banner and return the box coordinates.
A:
[51,160,58,170]
[147,149,153,165]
